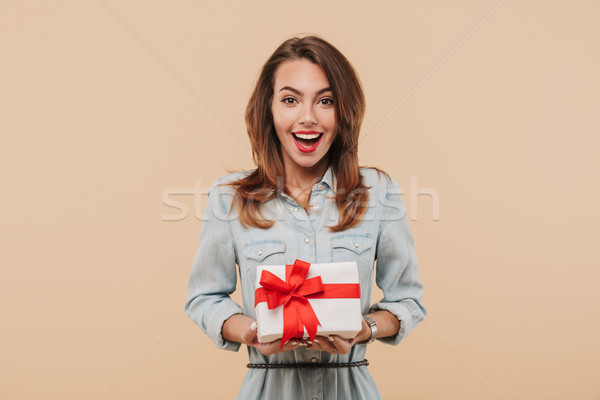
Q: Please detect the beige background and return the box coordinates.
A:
[1,1,599,399]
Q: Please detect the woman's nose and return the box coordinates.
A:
[299,104,317,125]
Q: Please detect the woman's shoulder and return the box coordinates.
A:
[209,169,255,194]
[359,166,399,192]
[359,167,405,211]
[203,169,254,218]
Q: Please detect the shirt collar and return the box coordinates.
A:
[277,164,336,203]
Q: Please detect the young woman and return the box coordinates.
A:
[185,35,427,399]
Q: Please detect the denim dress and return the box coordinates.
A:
[184,165,427,400]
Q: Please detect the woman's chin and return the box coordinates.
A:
[290,154,328,170]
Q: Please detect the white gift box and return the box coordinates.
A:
[254,261,362,343]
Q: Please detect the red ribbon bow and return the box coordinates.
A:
[255,259,361,348]
[258,259,323,347]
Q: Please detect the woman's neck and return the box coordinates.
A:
[282,157,329,206]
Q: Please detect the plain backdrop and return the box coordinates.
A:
[1,1,599,399]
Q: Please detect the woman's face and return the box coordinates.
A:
[271,58,337,173]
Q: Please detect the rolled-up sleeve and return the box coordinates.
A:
[370,176,427,345]
[184,179,242,351]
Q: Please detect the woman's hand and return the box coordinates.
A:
[239,320,307,356]
[306,317,372,355]
[224,311,399,356]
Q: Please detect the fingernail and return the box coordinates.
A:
[291,340,298,345]
[305,339,312,345]
[328,336,334,342]
[313,338,320,343]
[250,322,257,331]
[299,342,307,346]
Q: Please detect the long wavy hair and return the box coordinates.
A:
[223,35,389,232]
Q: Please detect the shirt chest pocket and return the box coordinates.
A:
[243,240,287,263]
[241,239,288,296]
[330,233,375,283]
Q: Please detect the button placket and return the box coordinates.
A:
[307,189,324,219]
[296,222,315,260]
[286,198,307,220]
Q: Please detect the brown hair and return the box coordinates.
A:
[223,35,389,232]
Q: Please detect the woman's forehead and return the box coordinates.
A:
[274,59,331,93]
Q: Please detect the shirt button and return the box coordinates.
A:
[354,242,359,248]
[305,238,311,244]
[293,207,299,212]
[313,204,319,209]
[318,184,323,190]
[258,249,263,255]
[311,357,318,363]
[313,398,318,400]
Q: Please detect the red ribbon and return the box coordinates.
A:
[254,259,361,347]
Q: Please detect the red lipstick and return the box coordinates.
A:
[291,131,324,153]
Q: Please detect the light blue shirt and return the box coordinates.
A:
[184,165,427,399]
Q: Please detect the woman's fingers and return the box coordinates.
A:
[248,333,355,355]
[254,338,305,356]
[240,321,258,346]
[254,341,278,356]
[282,338,306,352]
[329,335,353,354]
[306,336,337,354]
[301,335,356,354]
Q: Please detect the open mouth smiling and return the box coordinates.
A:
[292,131,324,151]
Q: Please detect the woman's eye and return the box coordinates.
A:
[281,97,333,106]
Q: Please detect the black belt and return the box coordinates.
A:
[247,359,369,369]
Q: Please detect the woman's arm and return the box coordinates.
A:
[184,180,244,351]
[369,175,427,345]
[354,310,401,343]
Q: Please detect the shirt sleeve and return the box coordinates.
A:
[369,176,427,345]
[184,179,243,352]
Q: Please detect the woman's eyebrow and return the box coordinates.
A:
[279,86,332,95]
